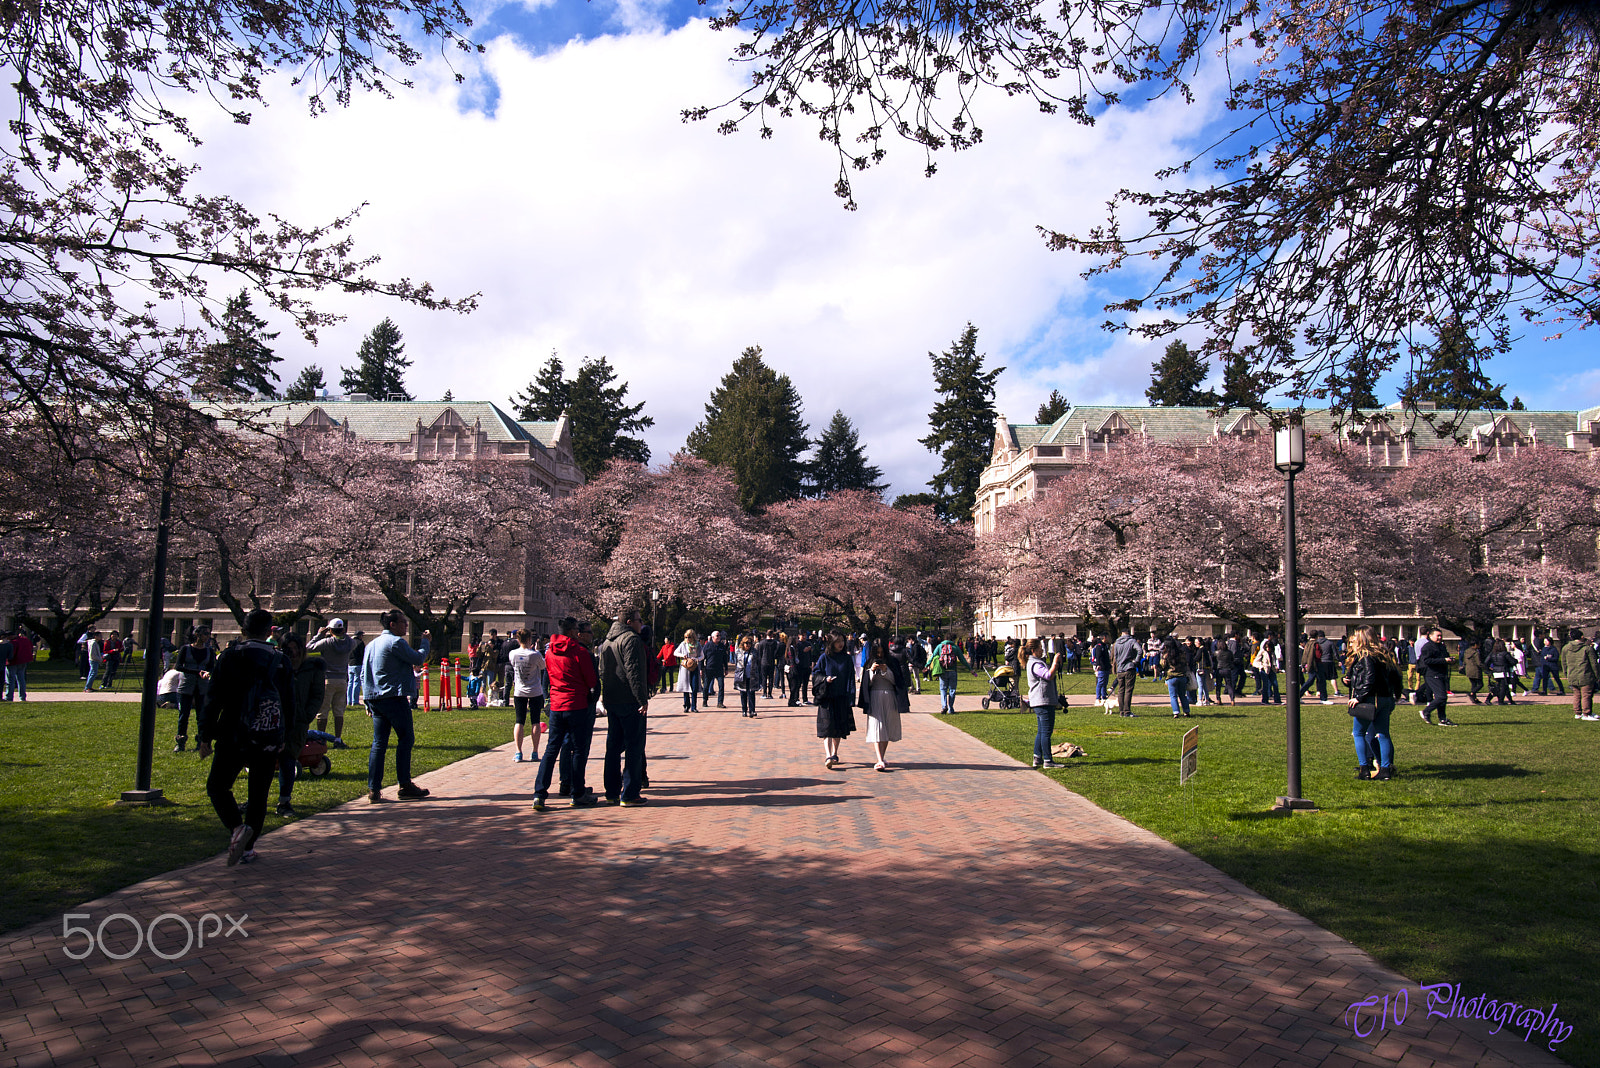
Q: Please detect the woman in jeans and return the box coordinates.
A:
[733,635,759,717]
[1160,633,1192,718]
[1025,639,1063,768]
[1341,625,1400,780]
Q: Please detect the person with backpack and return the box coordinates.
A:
[173,626,215,752]
[198,609,295,865]
[927,632,966,714]
[361,609,433,803]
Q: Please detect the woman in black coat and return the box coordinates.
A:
[811,631,857,768]
[1485,639,1517,706]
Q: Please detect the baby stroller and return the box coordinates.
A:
[981,665,1021,709]
[298,729,336,778]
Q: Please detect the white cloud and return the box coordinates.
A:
[177,22,1244,496]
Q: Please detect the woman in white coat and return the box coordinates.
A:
[857,638,907,771]
[674,629,703,712]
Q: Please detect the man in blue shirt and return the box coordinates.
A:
[362,610,432,802]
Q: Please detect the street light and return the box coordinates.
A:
[1272,423,1315,814]
[893,591,902,641]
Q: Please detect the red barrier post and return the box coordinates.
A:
[421,663,430,708]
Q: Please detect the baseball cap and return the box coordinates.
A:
[329,618,346,631]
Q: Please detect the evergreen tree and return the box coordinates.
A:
[340,318,412,400]
[191,290,281,398]
[919,323,1003,523]
[511,351,569,421]
[441,389,454,402]
[1144,340,1215,407]
[1511,396,1526,411]
[1035,389,1070,424]
[1324,349,1382,415]
[1400,323,1508,411]
[808,410,887,498]
[283,365,327,402]
[892,492,939,511]
[566,356,654,479]
[1216,350,1265,410]
[685,345,811,512]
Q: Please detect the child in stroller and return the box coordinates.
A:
[982,664,1021,709]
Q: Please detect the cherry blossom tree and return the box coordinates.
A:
[549,457,781,634]
[764,491,972,638]
[339,449,556,653]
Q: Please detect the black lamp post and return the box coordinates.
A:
[1272,423,1316,814]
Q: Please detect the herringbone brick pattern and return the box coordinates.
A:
[0,692,1565,1067]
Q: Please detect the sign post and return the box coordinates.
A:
[1180,725,1199,784]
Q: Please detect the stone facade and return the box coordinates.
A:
[972,402,1600,641]
[114,399,585,653]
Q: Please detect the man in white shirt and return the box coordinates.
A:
[508,629,547,763]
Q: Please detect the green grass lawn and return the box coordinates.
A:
[0,693,512,936]
[946,677,1600,1068]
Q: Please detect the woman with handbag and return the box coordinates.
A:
[811,631,857,767]
[1341,625,1401,781]
[674,629,703,712]
[858,639,907,771]
[1486,638,1517,706]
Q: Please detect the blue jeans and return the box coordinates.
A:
[681,668,700,710]
[1166,677,1191,716]
[1094,670,1109,700]
[1352,695,1396,769]
[1032,705,1057,761]
[347,667,362,706]
[1261,670,1281,702]
[740,685,757,715]
[536,706,595,799]
[368,696,416,791]
[84,661,100,690]
[5,664,26,700]
[1533,664,1564,694]
[703,668,724,705]
[938,672,957,713]
[602,702,647,801]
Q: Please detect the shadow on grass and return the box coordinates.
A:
[1406,762,1535,781]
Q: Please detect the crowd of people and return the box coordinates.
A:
[61,605,1594,865]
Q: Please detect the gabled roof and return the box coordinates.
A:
[219,400,543,447]
[518,420,563,447]
[995,405,1592,451]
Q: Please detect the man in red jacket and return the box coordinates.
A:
[534,616,600,811]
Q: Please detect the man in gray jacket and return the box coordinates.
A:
[599,607,650,806]
[308,618,355,748]
[1112,628,1142,717]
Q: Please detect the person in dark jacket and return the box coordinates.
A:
[276,632,325,818]
[198,609,295,865]
[1534,636,1566,696]
[1460,639,1484,703]
[1416,626,1457,726]
[599,609,650,805]
[811,631,857,767]
[1342,625,1401,780]
[1485,638,1518,705]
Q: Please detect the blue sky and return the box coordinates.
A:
[183,0,1600,497]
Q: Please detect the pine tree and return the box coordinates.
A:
[685,345,811,512]
[919,323,1003,523]
[511,351,569,421]
[441,389,454,402]
[283,365,326,402]
[1510,396,1526,411]
[1035,390,1070,424]
[340,318,412,400]
[191,290,281,399]
[566,356,654,479]
[1324,349,1382,415]
[892,492,939,511]
[1145,340,1215,407]
[808,410,887,498]
[1400,323,1508,411]
[1216,350,1264,410]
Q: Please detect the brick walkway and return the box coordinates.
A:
[0,691,1568,1068]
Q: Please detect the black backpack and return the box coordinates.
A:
[222,643,288,753]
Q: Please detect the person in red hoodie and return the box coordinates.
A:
[534,615,600,811]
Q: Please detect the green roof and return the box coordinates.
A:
[216,400,546,448]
